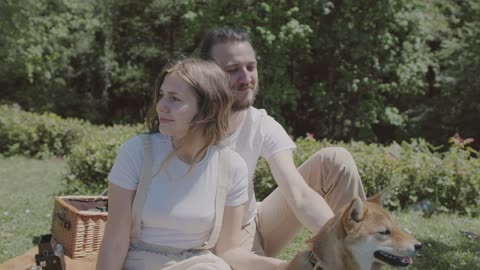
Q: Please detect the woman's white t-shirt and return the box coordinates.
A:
[108,133,248,249]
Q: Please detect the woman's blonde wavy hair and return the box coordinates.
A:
[145,58,233,173]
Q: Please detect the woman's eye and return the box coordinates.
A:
[171,96,180,102]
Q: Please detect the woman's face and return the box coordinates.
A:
[156,73,199,139]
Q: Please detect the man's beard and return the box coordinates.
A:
[232,84,258,112]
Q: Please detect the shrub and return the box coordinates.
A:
[254,136,480,214]
[63,124,142,194]
[3,106,477,214]
[390,138,480,215]
[0,104,92,158]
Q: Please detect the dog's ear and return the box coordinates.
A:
[343,197,366,231]
[367,188,390,205]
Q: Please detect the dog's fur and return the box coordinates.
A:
[287,193,421,270]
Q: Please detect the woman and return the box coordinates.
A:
[96,58,286,270]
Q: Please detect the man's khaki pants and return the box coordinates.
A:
[240,147,366,257]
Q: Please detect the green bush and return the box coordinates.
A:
[63,124,142,194]
[3,106,477,214]
[0,105,92,158]
[254,137,480,215]
[390,139,480,215]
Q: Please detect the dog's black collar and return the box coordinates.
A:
[307,251,322,270]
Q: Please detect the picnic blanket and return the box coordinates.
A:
[0,248,97,270]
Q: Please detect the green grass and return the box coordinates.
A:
[278,213,480,270]
[1,155,479,270]
[0,155,65,263]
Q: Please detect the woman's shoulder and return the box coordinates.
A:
[117,132,165,155]
[120,134,143,152]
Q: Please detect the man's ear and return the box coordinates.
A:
[367,188,390,205]
[343,197,365,232]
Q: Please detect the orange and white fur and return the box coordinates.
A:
[286,192,421,270]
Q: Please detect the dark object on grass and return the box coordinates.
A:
[460,230,480,241]
[409,199,435,216]
[34,234,65,270]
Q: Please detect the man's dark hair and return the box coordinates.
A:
[196,27,253,60]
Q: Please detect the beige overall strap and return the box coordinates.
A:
[199,148,229,250]
[130,134,153,242]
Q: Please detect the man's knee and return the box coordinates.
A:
[315,146,356,169]
[312,146,362,188]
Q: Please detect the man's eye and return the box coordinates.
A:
[247,65,256,71]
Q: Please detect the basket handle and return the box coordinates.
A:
[56,207,71,230]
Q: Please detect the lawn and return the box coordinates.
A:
[0,155,65,262]
[1,155,479,269]
[278,214,480,269]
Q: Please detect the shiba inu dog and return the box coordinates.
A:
[287,192,422,270]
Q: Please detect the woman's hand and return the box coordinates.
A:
[216,205,288,270]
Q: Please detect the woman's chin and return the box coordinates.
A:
[159,128,189,139]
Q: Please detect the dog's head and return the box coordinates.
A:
[342,192,421,269]
[307,191,421,270]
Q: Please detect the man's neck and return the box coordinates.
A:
[226,108,248,137]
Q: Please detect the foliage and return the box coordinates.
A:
[387,138,479,215]
[64,124,141,193]
[0,0,115,123]
[400,0,480,149]
[254,136,480,214]
[0,106,477,217]
[1,105,478,213]
[4,0,479,148]
[0,105,92,158]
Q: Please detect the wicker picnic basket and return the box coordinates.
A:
[51,195,108,259]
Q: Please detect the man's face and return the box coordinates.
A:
[210,41,258,111]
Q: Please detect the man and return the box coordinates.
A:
[197,28,366,257]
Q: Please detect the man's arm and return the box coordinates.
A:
[266,149,334,233]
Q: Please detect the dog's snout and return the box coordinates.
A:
[414,242,422,251]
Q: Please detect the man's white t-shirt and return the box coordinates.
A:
[220,107,296,225]
[108,133,248,249]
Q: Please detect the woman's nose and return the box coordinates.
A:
[156,97,169,113]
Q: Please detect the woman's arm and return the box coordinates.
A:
[96,182,135,270]
[215,205,289,270]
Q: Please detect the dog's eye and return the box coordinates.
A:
[378,229,391,235]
